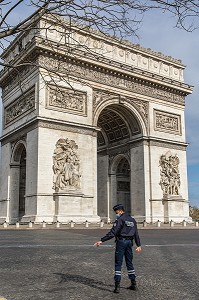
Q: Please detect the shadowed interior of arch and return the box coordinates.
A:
[97,104,141,148]
[97,104,142,220]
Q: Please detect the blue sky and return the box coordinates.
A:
[0,4,198,207]
[137,10,199,207]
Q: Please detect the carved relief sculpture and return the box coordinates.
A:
[47,85,87,115]
[4,86,35,126]
[52,138,81,192]
[39,56,185,105]
[155,110,181,134]
[159,151,181,196]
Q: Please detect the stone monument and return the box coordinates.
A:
[0,14,193,223]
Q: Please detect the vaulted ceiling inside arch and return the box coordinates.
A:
[97,106,141,147]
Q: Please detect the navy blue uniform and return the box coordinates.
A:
[101,213,141,282]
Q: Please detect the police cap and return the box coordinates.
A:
[113,204,124,211]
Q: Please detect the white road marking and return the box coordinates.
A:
[144,244,199,247]
[0,244,113,248]
[0,243,198,248]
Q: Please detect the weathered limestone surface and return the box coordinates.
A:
[0,14,193,223]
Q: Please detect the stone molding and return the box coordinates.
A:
[3,15,186,80]
[46,84,87,116]
[39,55,186,105]
[4,85,36,127]
[149,140,187,151]
[38,120,97,136]
[154,109,181,135]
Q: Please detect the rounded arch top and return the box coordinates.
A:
[11,140,27,164]
[93,98,147,137]
[110,153,130,175]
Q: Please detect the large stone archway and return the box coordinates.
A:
[97,103,145,222]
[9,141,27,223]
[0,15,192,224]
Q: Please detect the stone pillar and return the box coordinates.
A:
[9,164,20,223]
[97,154,109,221]
[130,142,146,222]
[0,143,12,223]
[21,129,38,223]
[163,195,190,223]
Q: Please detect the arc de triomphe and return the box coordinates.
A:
[0,15,193,224]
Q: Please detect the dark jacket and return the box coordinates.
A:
[101,213,141,246]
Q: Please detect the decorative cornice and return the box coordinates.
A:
[0,117,98,145]
[38,119,97,137]
[2,13,185,67]
[0,35,193,96]
[38,55,186,105]
[148,139,187,151]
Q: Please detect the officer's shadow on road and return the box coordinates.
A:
[54,273,113,292]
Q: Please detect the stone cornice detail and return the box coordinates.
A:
[38,55,186,105]
[0,117,97,145]
[38,120,97,137]
[0,38,192,97]
[148,139,187,151]
[2,14,185,71]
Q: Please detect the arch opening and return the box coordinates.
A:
[10,142,27,222]
[19,147,26,219]
[97,104,142,221]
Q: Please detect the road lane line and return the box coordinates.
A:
[0,243,199,248]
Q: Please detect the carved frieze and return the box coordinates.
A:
[39,56,185,105]
[2,61,37,97]
[149,140,187,151]
[38,120,97,136]
[93,89,119,110]
[4,86,35,126]
[52,138,81,192]
[47,85,87,116]
[159,151,181,196]
[154,110,181,135]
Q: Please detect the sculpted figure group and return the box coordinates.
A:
[52,138,81,192]
[159,151,181,196]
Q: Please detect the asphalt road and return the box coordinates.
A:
[0,229,198,300]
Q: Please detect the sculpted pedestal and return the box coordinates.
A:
[53,190,100,223]
[163,195,191,223]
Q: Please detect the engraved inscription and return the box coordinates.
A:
[47,85,87,115]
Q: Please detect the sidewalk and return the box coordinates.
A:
[0,222,198,230]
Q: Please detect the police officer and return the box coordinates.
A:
[94,204,141,293]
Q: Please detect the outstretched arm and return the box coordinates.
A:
[94,218,124,246]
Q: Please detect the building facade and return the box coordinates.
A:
[0,15,193,224]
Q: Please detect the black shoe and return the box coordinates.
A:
[127,280,137,290]
[113,282,120,293]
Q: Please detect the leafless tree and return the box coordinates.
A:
[0,1,198,93]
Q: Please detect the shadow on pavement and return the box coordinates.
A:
[54,273,113,292]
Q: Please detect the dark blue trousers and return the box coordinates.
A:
[114,240,136,282]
